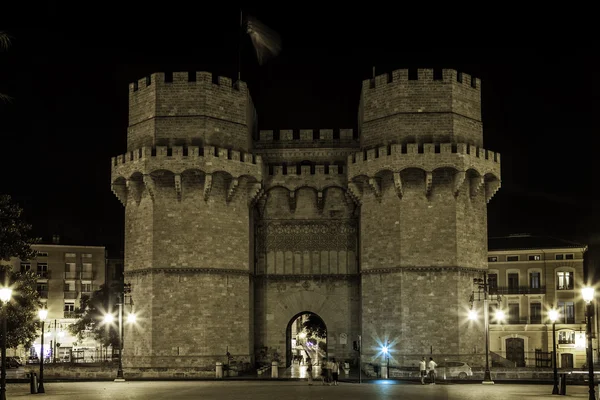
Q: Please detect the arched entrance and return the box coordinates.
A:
[286,312,327,368]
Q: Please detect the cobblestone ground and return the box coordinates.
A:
[3,381,595,399]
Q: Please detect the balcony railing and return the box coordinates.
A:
[64,271,78,279]
[64,291,78,299]
[36,271,51,279]
[37,290,48,299]
[63,312,78,319]
[491,285,546,295]
[80,271,95,280]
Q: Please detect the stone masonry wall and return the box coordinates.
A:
[361,269,484,367]
[359,169,472,269]
[151,171,251,269]
[123,270,154,368]
[124,180,154,272]
[124,271,251,369]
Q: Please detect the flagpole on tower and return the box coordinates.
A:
[237,8,243,84]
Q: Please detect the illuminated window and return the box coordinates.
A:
[530,303,542,324]
[557,271,574,290]
[529,255,541,261]
[558,330,575,344]
[558,301,575,324]
[508,303,520,323]
[508,273,519,289]
[488,256,498,262]
[530,272,541,288]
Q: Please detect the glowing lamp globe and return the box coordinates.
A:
[0,288,12,303]
[582,287,595,303]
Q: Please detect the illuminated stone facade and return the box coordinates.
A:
[110,69,501,373]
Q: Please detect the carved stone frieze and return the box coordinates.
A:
[256,219,358,253]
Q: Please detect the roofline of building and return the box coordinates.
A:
[489,246,588,253]
[32,244,106,250]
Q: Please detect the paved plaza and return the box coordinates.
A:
[2,381,596,399]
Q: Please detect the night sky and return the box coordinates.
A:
[0,6,596,259]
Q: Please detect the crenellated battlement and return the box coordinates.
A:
[349,143,499,165]
[255,129,357,149]
[112,145,261,167]
[362,68,480,92]
[268,163,345,176]
[347,142,501,203]
[111,144,263,185]
[265,163,346,193]
[129,71,248,95]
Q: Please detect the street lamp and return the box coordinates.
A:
[382,342,389,379]
[471,273,502,385]
[582,286,595,400]
[115,292,125,381]
[548,308,559,395]
[0,287,13,400]
[105,284,134,382]
[38,307,48,393]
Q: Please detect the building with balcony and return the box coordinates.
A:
[5,240,107,362]
[487,234,590,369]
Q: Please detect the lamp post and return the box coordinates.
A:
[382,342,390,379]
[104,283,133,382]
[0,287,13,400]
[38,308,48,393]
[582,286,595,400]
[470,272,502,384]
[115,293,124,381]
[549,308,559,395]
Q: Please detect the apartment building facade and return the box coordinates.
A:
[487,234,591,368]
[6,241,107,361]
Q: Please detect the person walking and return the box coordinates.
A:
[321,357,329,385]
[331,357,340,386]
[419,357,427,384]
[306,357,313,385]
[427,357,438,384]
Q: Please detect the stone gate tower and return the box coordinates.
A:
[111,72,263,369]
[111,68,501,375]
[348,69,501,362]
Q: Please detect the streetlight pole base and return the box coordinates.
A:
[482,369,494,384]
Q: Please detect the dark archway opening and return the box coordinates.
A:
[285,312,327,368]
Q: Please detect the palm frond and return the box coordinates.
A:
[0,93,13,103]
[0,31,11,50]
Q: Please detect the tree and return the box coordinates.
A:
[302,313,326,339]
[69,283,120,347]
[0,194,39,261]
[0,266,43,349]
[0,195,41,348]
[0,31,13,103]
